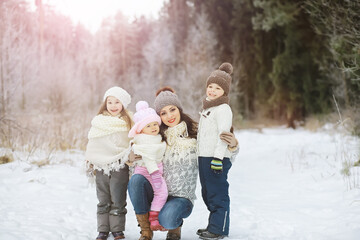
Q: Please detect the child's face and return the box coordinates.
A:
[159,105,181,128]
[206,83,225,100]
[141,121,160,135]
[106,96,123,116]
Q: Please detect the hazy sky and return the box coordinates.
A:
[40,0,166,31]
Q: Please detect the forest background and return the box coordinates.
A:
[0,0,359,155]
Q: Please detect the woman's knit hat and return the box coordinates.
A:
[103,86,131,109]
[206,62,233,96]
[154,87,183,114]
[128,101,161,137]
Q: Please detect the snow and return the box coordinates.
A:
[1,127,360,240]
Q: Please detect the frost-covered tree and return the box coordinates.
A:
[192,0,234,61]
[178,10,218,118]
[84,24,118,109]
[0,0,36,115]
[163,0,190,59]
[142,21,176,89]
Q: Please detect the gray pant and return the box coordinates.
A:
[95,166,129,232]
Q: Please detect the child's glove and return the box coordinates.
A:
[210,158,223,174]
[150,170,162,189]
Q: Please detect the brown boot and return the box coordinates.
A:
[136,213,153,240]
[166,226,181,240]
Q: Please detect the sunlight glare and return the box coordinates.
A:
[43,0,165,32]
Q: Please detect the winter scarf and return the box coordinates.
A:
[164,121,197,152]
[88,114,129,139]
[132,134,166,174]
[202,95,229,110]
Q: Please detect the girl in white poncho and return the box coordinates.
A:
[128,100,167,232]
[85,86,133,240]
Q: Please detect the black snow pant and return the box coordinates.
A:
[198,156,232,236]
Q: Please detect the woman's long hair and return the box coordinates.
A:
[159,107,198,144]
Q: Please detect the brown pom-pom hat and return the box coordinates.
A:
[206,62,233,96]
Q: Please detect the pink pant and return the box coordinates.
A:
[133,163,168,211]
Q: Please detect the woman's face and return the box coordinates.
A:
[159,105,181,127]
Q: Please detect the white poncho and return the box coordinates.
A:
[85,114,131,175]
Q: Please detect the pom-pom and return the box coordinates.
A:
[155,86,175,96]
[136,100,149,111]
[219,62,233,75]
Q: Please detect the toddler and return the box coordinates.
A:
[128,100,167,231]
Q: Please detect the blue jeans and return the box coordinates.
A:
[128,174,193,229]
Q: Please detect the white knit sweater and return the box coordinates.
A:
[131,134,166,174]
[197,103,233,159]
[161,120,238,204]
[162,121,198,204]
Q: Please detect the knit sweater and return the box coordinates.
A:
[197,103,233,160]
[162,121,198,204]
[131,134,166,174]
[85,114,131,175]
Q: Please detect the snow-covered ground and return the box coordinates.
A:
[1,127,360,240]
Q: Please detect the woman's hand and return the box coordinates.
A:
[220,131,238,150]
[128,150,142,163]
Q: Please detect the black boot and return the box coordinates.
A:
[96,232,109,240]
[198,230,224,240]
[196,228,207,236]
[112,231,125,239]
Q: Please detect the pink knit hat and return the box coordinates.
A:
[128,101,161,137]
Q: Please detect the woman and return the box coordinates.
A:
[128,87,238,240]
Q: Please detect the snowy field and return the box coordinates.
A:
[1,126,360,240]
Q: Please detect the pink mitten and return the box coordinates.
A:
[150,170,162,189]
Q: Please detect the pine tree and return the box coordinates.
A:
[179,9,218,117]
[193,0,234,61]
[251,0,333,127]
[231,0,258,118]
[163,0,191,62]
[304,0,360,107]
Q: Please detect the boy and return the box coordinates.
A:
[197,63,234,240]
